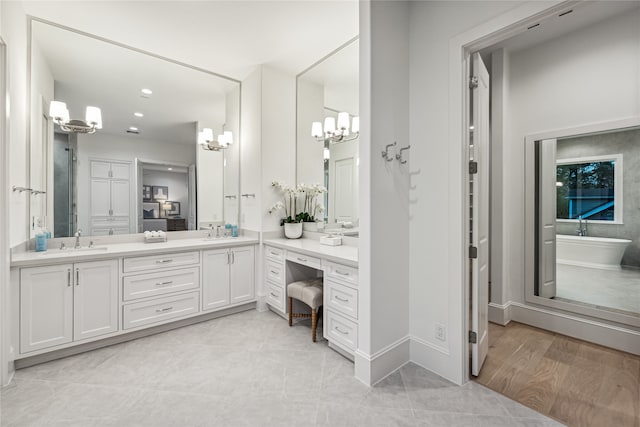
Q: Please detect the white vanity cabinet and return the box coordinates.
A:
[202,245,255,311]
[20,259,118,354]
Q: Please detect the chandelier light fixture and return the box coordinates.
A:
[311,112,359,144]
[49,101,102,134]
[197,128,233,151]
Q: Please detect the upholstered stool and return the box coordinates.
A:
[287,278,324,342]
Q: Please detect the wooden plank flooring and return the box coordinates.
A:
[475,322,640,427]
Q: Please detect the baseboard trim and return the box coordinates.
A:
[510,302,640,355]
[488,301,512,325]
[410,336,462,385]
[354,335,411,386]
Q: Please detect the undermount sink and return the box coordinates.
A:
[41,247,109,256]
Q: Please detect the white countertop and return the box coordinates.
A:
[11,236,259,268]
[263,238,358,267]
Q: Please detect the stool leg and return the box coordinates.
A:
[288,297,293,327]
[311,308,317,342]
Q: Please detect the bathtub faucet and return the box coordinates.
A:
[577,216,588,237]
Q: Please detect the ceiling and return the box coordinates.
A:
[22,1,360,80]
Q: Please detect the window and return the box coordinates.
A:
[556,154,623,223]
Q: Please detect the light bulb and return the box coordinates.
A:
[85,106,102,129]
[351,117,360,134]
[49,101,68,121]
[311,122,323,138]
[337,112,349,130]
[202,128,214,142]
[324,117,336,134]
[224,131,233,145]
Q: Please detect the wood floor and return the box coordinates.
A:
[475,321,640,427]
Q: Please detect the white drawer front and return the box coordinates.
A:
[264,246,284,262]
[326,280,358,319]
[325,261,358,286]
[266,281,285,311]
[265,259,284,285]
[286,251,321,270]
[123,291,199,330]
[124,251,199,273]
[123,267,200,301]
[326,310,358,352]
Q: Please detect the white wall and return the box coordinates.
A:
[76,131,196,234]
[502,8,640,305]
[296,78,324,191]
[355,0,411,385]
[408,1,521,384]
[224,85,240,225]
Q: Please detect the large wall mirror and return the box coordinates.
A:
[28,18,240,238]
[296,37,359,236]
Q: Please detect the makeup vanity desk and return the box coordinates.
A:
[263,238,358,358]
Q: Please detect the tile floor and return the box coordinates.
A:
[556,263,640,314]
[1,309,562,426]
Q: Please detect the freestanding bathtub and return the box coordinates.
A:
[556,234,632,270]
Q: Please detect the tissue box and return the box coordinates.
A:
[320,236,342,246]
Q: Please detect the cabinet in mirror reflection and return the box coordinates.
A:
[296,38,359,236]
[28,18,241,238]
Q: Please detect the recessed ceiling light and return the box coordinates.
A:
[167,167,173,171]
[141,88,152,95]
[129,126,138,131]
[134,112,144,117]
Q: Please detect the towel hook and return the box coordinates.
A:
[396,145,411,164]
[381,142,396,162]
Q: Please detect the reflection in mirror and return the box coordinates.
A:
[29,19,240,238]
[535,125,640,318]
[296,38,359,236]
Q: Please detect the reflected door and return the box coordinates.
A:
[538,139,557,299]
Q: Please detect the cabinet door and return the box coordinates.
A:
[110,162,130,180]
[230,246,255,304]
[20,264,73,353]
[90,179,111,216]
[110,180,130,217]
[73,260,119,341]
[91,161,111,179]
[202,249,230,311]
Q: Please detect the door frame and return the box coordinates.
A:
[452,1,578,382]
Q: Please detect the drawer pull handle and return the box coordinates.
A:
[270,292,278,298]
[155,281,174,286]
[67,269,71,287]
[156,259,173,264]
[335,326,349,335]
[335,296,349,303]
[335,270,350,276]
[270,251,279,256]
[155,307,173,313]
[297,257,307,262]
[270,270,278,275]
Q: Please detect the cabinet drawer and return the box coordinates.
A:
[91,216,130,227]
[326,280,358,319]
[324,261,358,286]
[123,267,200,301]
[265,259,284,284]
[124,251,199,273]
[123,291,199,330]
[266,281,285,311]
[325,310,358,352]
[264,246,284,262]
[286,251,321,270]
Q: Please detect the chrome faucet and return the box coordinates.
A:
[577,216,588,237]
[74,229,83,249]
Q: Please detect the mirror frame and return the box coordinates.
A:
[294,36,358,229]
[26,16,242,239]
[524,116,640,328]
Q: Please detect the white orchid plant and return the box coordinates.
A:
[268,181,327,225]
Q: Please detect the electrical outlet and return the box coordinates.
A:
[435,323,446,341]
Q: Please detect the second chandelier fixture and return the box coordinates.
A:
[198,128,233,151]
[311,112,359,144]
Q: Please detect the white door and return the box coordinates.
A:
[91,161,111,179]
[110,180,130,217]
[202,249,230,311]
[471,52,490,376]
[20,264,73,353]
[230,246,255,304]
[538,139,557,299]
[110,162,130,180]
[73,260,118,341]
[90,179,111,216]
